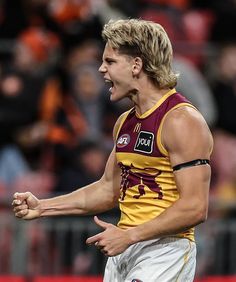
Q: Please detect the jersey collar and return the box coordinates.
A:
[135,88,176,119]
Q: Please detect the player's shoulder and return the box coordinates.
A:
[165,105,207,129]
[163,105,213,154]
[113,108,133,140]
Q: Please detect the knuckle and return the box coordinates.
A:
[13,207,18,212]
[20,210,26,216]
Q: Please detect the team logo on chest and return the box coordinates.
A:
[134,131,154,154]
[117,134,130,148]
[133,122,141,133]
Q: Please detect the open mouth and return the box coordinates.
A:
[105,79,114,92]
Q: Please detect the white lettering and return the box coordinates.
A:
[137,138,151,147]
[118,137,128,145]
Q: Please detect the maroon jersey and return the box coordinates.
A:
[115,88,197,241]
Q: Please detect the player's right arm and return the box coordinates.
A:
[12,113,126,220]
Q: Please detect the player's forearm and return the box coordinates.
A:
[39,190,86,217]
[39,180,117,217]
[127,198,208,244]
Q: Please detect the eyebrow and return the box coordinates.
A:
[104,56,116,62]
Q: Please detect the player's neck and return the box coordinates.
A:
[130,81,170,115]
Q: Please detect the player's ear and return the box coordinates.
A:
[132,57,143,76]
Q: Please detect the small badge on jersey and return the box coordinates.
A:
[134,131,154,154]
[131,279,143,282]
[117,134,130,148]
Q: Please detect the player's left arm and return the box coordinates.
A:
[127,106,213,243]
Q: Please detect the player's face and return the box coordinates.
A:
[99,44,136,102]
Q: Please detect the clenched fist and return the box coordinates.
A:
[12,192,41,220]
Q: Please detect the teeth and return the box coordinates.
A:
[105,79,113,86]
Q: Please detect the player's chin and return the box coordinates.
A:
[110,91,128,102]
[110,93,120,102]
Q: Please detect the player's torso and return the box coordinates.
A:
[115,89,195,241]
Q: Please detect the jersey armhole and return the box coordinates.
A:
[156,103,198,156]
[114,108,133,141]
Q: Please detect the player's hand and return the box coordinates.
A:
[12,192,41,220]
[86,216,133,256]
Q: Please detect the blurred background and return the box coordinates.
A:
[0,0,236,281]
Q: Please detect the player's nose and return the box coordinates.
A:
[98,62,106,73]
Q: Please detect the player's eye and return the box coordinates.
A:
[106,59,114,65]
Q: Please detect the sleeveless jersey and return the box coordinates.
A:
[115,88,197,241]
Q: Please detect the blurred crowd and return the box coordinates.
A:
[1,0,236,276]
[1,0,236,216]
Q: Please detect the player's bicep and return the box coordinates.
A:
[100,111,131,202]
[162,107,213,168]
[162,107,213,200]
[102,146,121,193]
